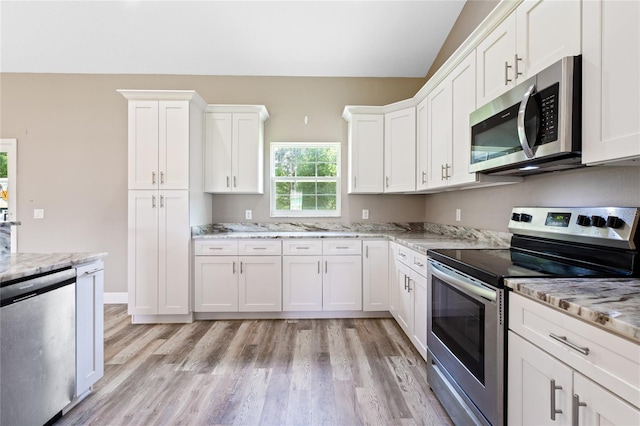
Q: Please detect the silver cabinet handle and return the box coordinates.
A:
[517,83,537,159]
[207,247,223,251]
[441,164,446,180]
[365,246,369,258]
[385,176,389,187]
[295,246,309,250]
[325,260,328,273]
[233,176,237,187]
[226,176,230,188]
[160,195,164,208]
[407,278,412,292]
[515,54,523,79]
[152,172,156,184]
[240,261,243,274]
[549,333,590,355]
[421,171,426,184]
[445,164,451,179]
[152,195,156,208]
[336,246,349,250]
[505,61,513,85]
[399,252,407,259]
[572,395,587,426]
[404,275,408,291]
[414,261,424,268]
[82,269,103,276]
[550,379,563,421]
[318,261,320,274]
[251,247,267,250]
[232,261,236,274]
[160,171,165,184]
[353,176,357,188]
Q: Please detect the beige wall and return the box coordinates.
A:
[0,73,426,293]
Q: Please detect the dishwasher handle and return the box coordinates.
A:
[0,268,76,307]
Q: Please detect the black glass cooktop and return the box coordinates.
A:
[427,248,629,288]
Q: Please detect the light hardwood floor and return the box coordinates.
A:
[58,305,452,425]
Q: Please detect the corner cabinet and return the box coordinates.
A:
[120,90,211,323]
[581,0,640,165]
[508,293,640,425]
[204,105,269,194]
[342,110,384,194]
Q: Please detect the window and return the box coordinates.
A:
[270,142,341,217]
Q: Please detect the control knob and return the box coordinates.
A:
[576,215,591,227]
[591,215,606,228]
[511,213,521,222]
[606,216,625,229]
[520,213,532,223]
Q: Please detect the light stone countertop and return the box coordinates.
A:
[505,278,640,344]
[0,252,108,283]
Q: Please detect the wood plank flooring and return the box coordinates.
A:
[58,305,452,425]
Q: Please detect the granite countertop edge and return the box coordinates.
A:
[0,252,109,283]
[505,278,640,345]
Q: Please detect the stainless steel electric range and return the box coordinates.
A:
[426,207,640,426]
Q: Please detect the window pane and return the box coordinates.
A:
[301,195,317,210]
[317,196,336,210]
[296,182,316,194]
[276,182,292,195]
[317,182,336,195]
[276,195,290,210]
[295,163,315,177]
[317,163,336,177]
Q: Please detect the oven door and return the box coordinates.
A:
[427,259,504,426]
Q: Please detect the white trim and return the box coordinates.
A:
[194,311,392,320]
[131,313,194,324]
[0,139,17,253]
[103,292,128,304]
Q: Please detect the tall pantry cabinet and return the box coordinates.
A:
[119,90,211,324]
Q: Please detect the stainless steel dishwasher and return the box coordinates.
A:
[1,267,77,426]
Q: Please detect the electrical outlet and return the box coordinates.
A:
[362,209,369,220]
[245,210,252,220]
[34,208,44,219]
[456,209,461,222]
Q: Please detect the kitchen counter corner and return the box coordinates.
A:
[0,252,108,283]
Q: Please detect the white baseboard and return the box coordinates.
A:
[104,292,128,304]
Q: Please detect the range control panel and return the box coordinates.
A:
[508,207,640,250]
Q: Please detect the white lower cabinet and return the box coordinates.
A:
[194,240,282,312]
[390,244,428,359]
[282,239,362,312]
[508,293,640,425]
[362,240,389,311]
[75,261,104,397]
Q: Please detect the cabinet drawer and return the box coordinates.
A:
[396,245,411,265]
[194,240,238,255]
[509,292,640,407]
[410,251,428,277]
[323,239,362,255]
[282,239,323,255]
[238,240,282,255]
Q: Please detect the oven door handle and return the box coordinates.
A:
[430,262,497,302]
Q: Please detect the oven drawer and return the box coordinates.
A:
[239,240,282,255]
[194,240,238,255]
[282,239,323,255]
[509,292,640,406]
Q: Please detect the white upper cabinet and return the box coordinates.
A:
[476,0,581,107]
[204,105,269,194]
[582,0,640,165]
[126,100,191,190]
[384,106,416,193]
[344,112,384,194]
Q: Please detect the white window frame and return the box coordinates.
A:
[270,142,341,218]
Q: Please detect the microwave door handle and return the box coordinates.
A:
[430,262,496,302]
[517,83,537,159]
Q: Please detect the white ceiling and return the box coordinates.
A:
[0,1,466,78]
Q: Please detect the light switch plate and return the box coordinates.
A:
[456,209,461,221]
[34,208,44,219]
[245,210,252,220]
[362,209,369,220]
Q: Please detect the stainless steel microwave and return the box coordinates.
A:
[469,56,582,175]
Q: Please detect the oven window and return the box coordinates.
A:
[431,275,485,384]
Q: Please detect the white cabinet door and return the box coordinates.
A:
[233,113,263,194]
[516,0,581,79]
[194,256,238,312]
[323,255,362,311]
[157,190,190,315]
[348,114,384,193]
[282,256,323,311]
[508,331,573,426]
[388,243,399,318]
[158,101,190,190]
[395,261,412,334]
[238,256,282,312]
[128,101,159,190]
[582,0,640,165]
[127,190,159,315]
[75,261,104,396]
[574,372,640,426]
[426,80,452,190]
[410,271,427,359]
[448,52,478,187]
[362,240,389,311]
[476,13,517,106]
[415,99,430,191]
[384,107,416,193]
[204,112,233,192]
